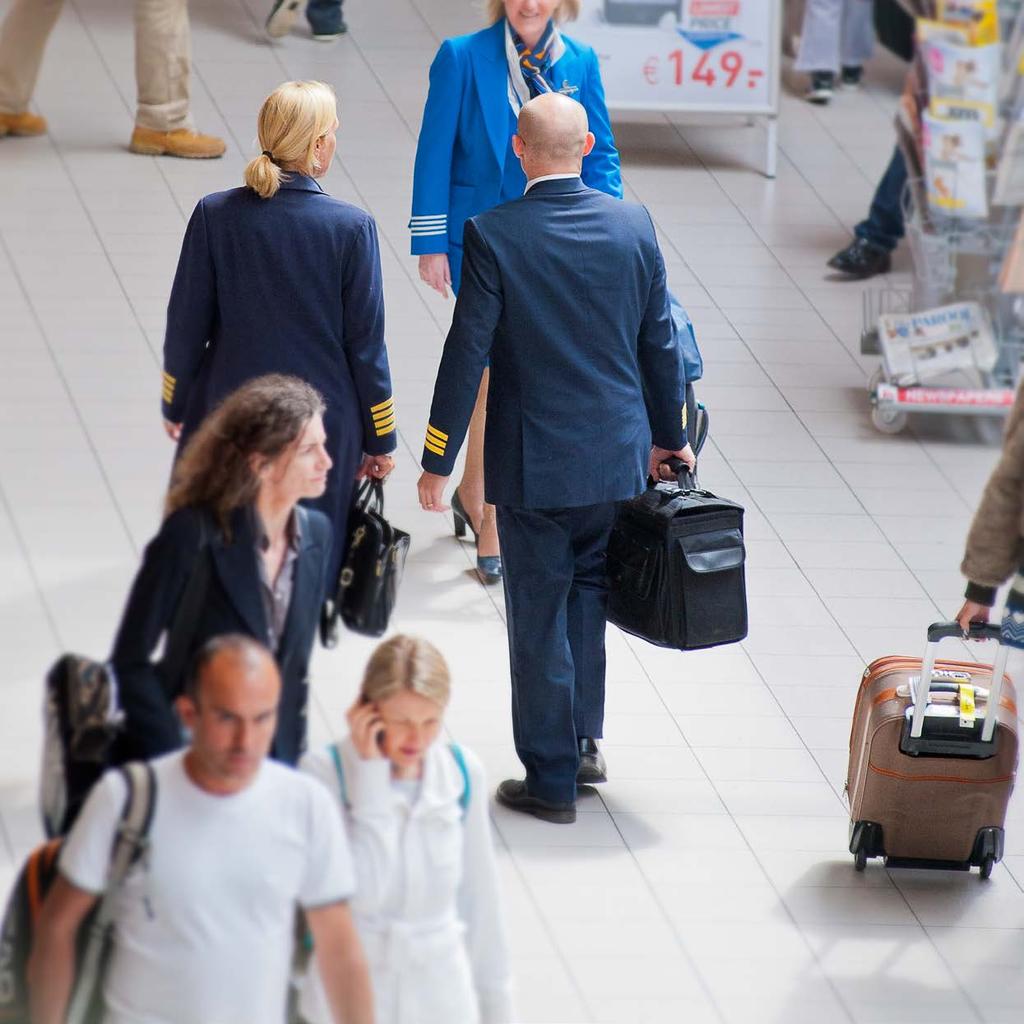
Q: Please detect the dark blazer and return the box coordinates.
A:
[420,177,686,509]
[161,175,396,579]
[110,504,332,765]
[409,19,622,292]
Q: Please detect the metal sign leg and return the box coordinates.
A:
[764,116,778,179]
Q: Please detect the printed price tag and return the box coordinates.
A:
[572,0,777,110]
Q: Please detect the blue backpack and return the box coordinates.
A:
[328,742,471,818]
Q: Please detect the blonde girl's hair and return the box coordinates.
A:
[360,636,452,708]
[484,0,580,24]
[243,80,338,199]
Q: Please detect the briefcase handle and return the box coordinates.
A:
[662,456,698,491]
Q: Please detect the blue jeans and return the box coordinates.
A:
[496,501,618,804]
[306,0,343,34]
[855,146,907,252]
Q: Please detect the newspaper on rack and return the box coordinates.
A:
[922,109,989,217]
[922,35,1001,139]
[878,301,999,384]
[936,0,1001,43]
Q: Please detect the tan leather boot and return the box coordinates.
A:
[129,126,225,159]
[0,111,47,137]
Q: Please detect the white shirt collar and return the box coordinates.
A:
[525,172,579,193]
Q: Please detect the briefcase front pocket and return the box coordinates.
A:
[673,525,747,649]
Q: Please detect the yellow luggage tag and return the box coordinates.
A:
[958,684,977,729]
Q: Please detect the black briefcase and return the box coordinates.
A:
[323,480,410,642]
[606,466,747,651]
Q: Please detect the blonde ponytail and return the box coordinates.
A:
[243,151,284,199]
[244,80,338,200]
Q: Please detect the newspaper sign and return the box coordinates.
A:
[878,302,998,385]
[569,1,779,112]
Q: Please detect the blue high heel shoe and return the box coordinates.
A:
[451,489,502,585]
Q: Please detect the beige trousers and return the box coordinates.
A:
[0,0,193,132]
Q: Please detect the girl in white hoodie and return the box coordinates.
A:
[300,635,513,1024]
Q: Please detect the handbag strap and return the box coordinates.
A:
[160,512,212,697]
[65,762,156,1024]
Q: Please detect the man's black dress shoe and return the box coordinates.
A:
[827,237,892,279]
[576,737,607,785]
[495,779,576,824]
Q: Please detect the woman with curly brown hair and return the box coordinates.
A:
[111,374,335,765]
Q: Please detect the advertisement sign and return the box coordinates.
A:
[570,0,780,113]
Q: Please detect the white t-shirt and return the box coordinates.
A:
[60,751,355,1024]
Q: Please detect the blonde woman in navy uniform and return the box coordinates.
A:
[162,81,396,584]
[409,0,622,584]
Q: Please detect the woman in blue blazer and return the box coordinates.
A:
[409,0,622,582]
[162,81,396,586]
[112,376,334,766]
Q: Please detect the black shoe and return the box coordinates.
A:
[311,17,347,41]
[576,737,607,785]
[827,237,892,279]
[496,779,576,824]
[805,71,834,104]
[841,65,863,88]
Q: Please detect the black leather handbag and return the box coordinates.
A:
[606,462,747,651]
[324,480,410,641]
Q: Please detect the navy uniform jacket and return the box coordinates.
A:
[110,505,333,765]
[420,178,686,509]
[162,176,396,578]
[409,19,621,291]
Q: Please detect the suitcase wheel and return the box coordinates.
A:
[971,827,1004,881]
[849,820,884,871]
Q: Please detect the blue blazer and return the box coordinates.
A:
[409,20,622,290]
[420,178,686,509]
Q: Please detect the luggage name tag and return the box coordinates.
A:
[958,684,977,729]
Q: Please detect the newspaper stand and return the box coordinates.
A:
[862,183,1024,434]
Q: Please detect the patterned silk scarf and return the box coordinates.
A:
[505,18,565,114]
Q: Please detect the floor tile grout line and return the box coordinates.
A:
[605,630,859,1023]
[0,230,141,585]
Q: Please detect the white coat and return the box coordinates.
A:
[299,737,513,1024]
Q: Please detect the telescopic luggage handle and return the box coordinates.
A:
[912,621,1009,743]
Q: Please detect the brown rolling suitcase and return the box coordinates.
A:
[847,622,1019,878]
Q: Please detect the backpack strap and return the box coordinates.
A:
[329,742,470,819]
[328,743,349,809]
[66,762,156,1024]
[449,743,471,819]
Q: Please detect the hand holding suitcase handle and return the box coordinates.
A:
[928,621,1001,643]
[912,621,1008,742]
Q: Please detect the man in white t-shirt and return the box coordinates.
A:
[28,634,374,1024]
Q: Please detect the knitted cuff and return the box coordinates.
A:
[965,581,998,607]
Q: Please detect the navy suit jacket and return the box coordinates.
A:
[110,505,332,765]
[162,175,396,459]
[421,177,686,509]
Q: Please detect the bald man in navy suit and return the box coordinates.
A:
[418,94,693,822]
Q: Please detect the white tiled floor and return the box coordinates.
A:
[2,1,1023,1021]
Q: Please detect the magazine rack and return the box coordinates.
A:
[861,2,1024,434]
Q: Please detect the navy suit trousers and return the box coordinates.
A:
[496,502,618,804]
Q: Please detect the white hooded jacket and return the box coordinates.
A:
[299,736,513,1024]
